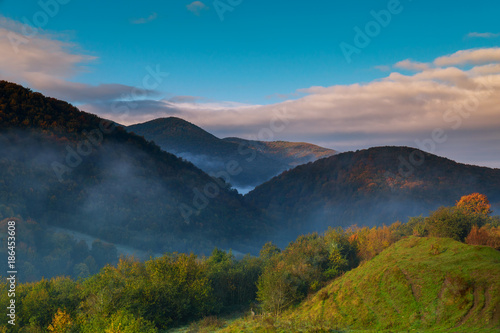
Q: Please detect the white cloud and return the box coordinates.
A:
[186,1,209,16]
[434,48,500,67]
[131,13,158,25]
[466,32,500,39]
[0,16,158,103]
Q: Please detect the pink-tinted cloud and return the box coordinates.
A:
[434,48,500,67]
[0,16,158,103]
[186,1,209,16]
[394,59,430,71]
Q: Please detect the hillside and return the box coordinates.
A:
[127,117,232,157]
[127,118,336,189]
[223,137,335,167]
[222,237,500,332]
[0,81,265,257]
[246,146,500,244]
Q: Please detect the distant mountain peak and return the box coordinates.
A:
[127,117,336,188]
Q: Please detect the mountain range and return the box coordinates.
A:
[1,80,500,256]
[0,81,265,255]
[127,117,336,191]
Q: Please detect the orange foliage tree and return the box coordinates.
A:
[456,193,492,216]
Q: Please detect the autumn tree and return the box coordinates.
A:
[47,309,73,333]
[465,225,500,249]
[456,193,492,216]
[350,224,400,262]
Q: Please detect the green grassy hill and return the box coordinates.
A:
[222,237,500,332]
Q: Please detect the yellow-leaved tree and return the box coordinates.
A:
[47,309,72,333]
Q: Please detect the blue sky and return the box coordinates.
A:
[1,0,498,103]
[1,0,500,167]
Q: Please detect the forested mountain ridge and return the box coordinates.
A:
[0,80,265,255]
[222,137,336,167]
[127,117,336,189]
[246,146,500,243]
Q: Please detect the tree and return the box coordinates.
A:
[104,311,157,333]
[47,309,73,333]
[425,207,487,241]
[259,242,281,261]
[256,233,338,314]
[324,227,359,271]
[456,193,492,216]
[18,279,52,329]
[73,263,91,279]
[257,268,299,316]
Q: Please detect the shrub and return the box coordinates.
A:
[350,224,399,261]
[465,225,500,249]
[425,207,487,241]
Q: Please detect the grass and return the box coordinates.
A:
[217,237,500,332]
